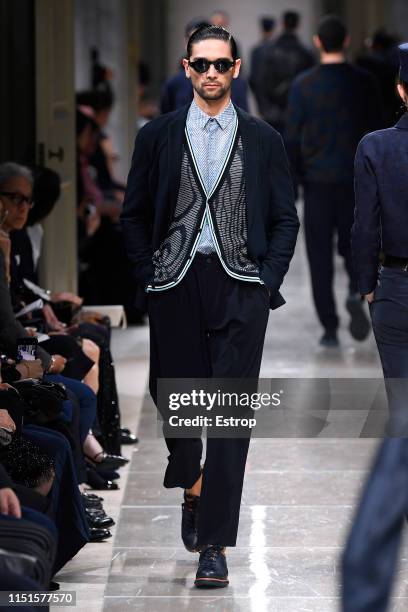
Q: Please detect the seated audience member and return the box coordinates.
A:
[0,163,98,388]
[0,157,137,585]
[0,184,126,488]
[0,408,51,513]
[0,360,115,550]
[0,467,58,604]
[0,162,127,452]
[0,392,88,575]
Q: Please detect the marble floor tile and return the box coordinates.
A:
[55,227,398,612]
[114,505,355,549]
[245,439,378,472]
[104,546,408,600]
[102,597,408,612]
[128,439,379,474]
[105,546,342,598]
[121,469,367,507]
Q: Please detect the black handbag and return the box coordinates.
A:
[12,378,67,425]
[0,387,25,434]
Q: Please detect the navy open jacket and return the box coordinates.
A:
[352,112,408,295]
[121,104,299,310]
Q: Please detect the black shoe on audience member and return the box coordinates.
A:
[120,428,138,444]
[89,527,112,542]
[95,469,121,481]
[49,581,60,591]
[81,493,103,509]
[88,516,115,529]
[85,452,129,470]
[83,492,104,502]
[85,507,112,520]
[86,467,119,491]
[85,508,115,529]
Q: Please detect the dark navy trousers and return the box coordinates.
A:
[148,253,270,547]
[304,182,358,331]
[342,266,408,611]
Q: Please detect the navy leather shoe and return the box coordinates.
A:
[194,545,229,588]
[181,492,200,552]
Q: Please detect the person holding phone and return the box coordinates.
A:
[342,43,408,610]
[0,167,68,376]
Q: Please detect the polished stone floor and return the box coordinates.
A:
[55,228,408,611]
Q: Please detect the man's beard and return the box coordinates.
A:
[194,81,230,101]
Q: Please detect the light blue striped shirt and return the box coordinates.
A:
[186,100,237,253]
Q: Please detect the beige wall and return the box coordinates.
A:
[36,0,77,292]
[386,0,408,40]
[75,0,136,180]
[344,0,385,56]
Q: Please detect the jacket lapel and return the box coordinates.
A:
[167,105,190,217]
[235,106,259,232]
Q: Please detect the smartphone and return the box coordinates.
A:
[17,338,38,361]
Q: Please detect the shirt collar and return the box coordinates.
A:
[395,112,408,130]
[188,99,236,130]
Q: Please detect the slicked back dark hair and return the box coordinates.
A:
[186,25,238,60]
[317,15,347,52]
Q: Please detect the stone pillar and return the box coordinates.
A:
[74,0,131,180]
[343,0,385,57]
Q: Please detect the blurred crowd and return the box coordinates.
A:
[136,9,400,132]
[0,159,137,598]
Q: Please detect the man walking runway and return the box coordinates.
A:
[121,25,299,588]
[285,15,383,347]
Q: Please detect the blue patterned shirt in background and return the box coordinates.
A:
[186,99,238,254]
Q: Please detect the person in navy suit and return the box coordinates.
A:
[342,43,408,611]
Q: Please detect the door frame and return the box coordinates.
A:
[35,0,77,292]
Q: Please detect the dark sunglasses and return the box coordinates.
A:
[0,191,34,208]
[188,58,235,74]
